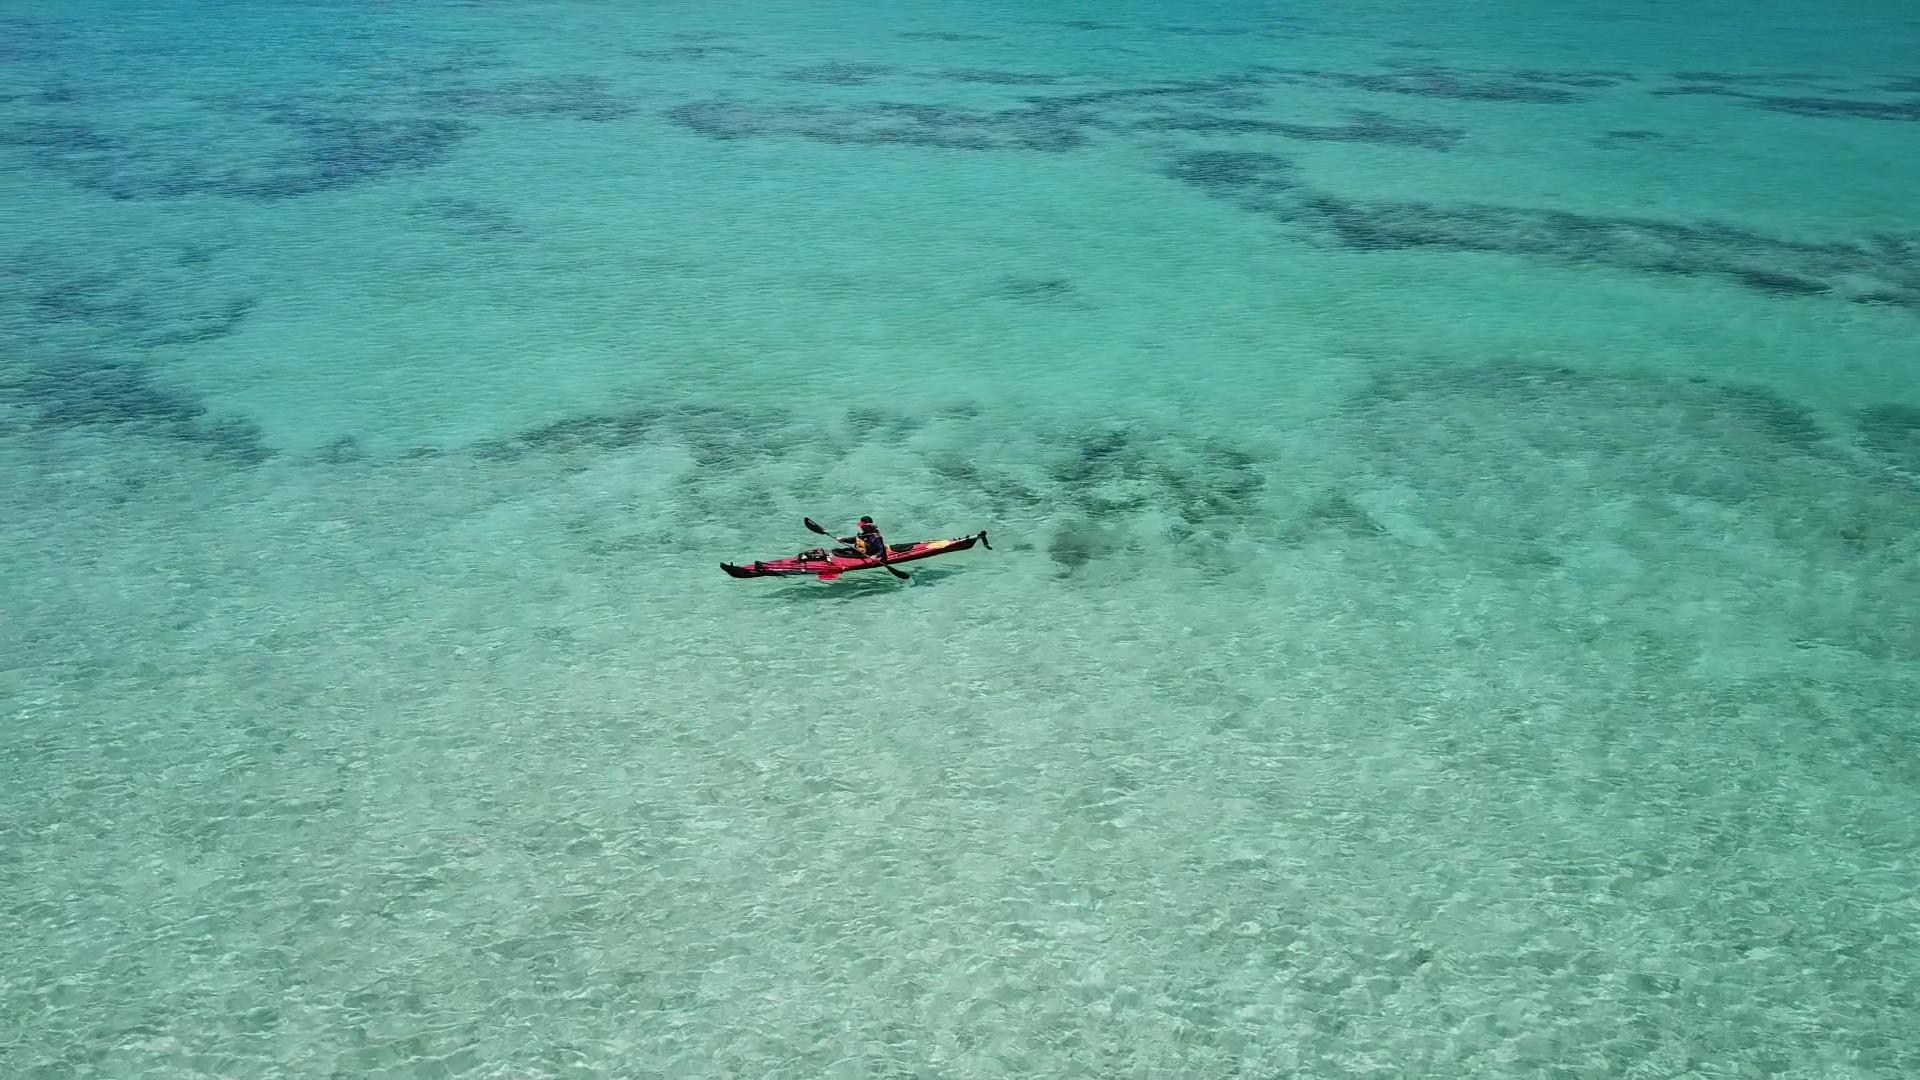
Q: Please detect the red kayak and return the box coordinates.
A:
[722,531,991,580]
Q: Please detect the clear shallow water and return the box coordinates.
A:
[3,1,1918,1076]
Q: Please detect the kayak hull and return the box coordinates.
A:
[722,531,990,579]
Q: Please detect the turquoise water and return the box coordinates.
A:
[4,0,1919,1075]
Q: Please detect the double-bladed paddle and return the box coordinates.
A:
[804,517,910,580]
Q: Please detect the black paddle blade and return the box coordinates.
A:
[978,531,992,550]
[804,517,828,535]
[874,539,908,580]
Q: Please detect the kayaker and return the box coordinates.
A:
[837,517,887,559]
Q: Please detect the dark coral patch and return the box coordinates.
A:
[1352,362,1833,463]
[286,114,466,197]
[1162,150,1298,196]
[247,112,469,199]
[144,296,259,347]
[897,31,998,42]
[780,63,895,86]
[1653,78,1920,121]
[1184,90,1269,111]
[15,359,272,463]
[408,198,521,239]
[1745,94,1920,121]
[0,15,61,64]
[0,116,122,168]
[663,101,768,141]
[1154,24,1263,37]
[1324,361,1920,620]
[878,101,1081,147]
[843,405,923,438]
[924,420,1276,572]
[1139,109,1462,149]
[938,69,1061,86]
[5,239,274,461]
[929,456,1041,516]
[18,255,258,347]
[24,361,199,431]
[1727,268,1829,297]
[9,104,468,201]
[656,63,1915,311]
[1279,491,1386,545]
[1053,427,1266,535]
[474,405,662,461]
[1162,152,1920,311]
[991,277,1079,304]
[1019,74,1269,115]
[413,40,516,78]
[420,75,636,121]
[1134,112,1285,135]
[633,44,753,61]
[1343,69,1580,103]
[316,436,364,464]
[12,61,641,203]
[1596,128,1664,144]
[1650,84,1744,99]
[1509,69,1634,88]
[1857,404,1920,472]
[190,414,274,464]
[1274,65,1597,103]
[668,99,1088,151]
[1303,200,1915,307]
[1670,71,1828,85]
[1046,519,1123,572]
[1702,381,1833,452]
[473,400,820,477]
[0,42,52,63]
[672,72,1328,156]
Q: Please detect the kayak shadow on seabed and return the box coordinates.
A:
[753,565,967,603]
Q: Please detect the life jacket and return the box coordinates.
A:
[853,530,883,557]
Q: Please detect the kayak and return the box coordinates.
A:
[722,531,991,580]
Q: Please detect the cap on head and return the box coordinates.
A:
[859,516,874,526]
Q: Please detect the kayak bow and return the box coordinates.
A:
[722,531,991,581]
